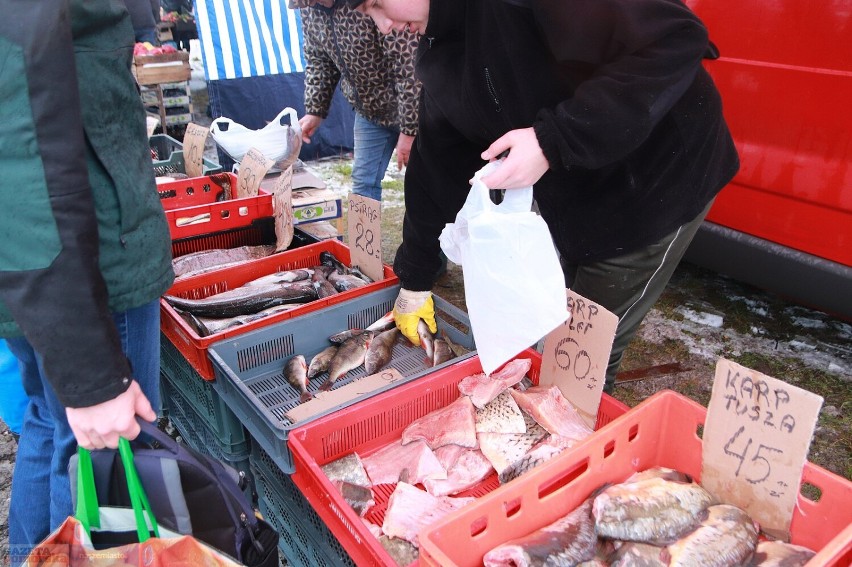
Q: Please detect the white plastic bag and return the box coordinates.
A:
[440,161,570,375]
[210,107,302,170]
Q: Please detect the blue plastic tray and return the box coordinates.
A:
[208,286,475,473]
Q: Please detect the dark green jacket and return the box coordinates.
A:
[0,0,173,407]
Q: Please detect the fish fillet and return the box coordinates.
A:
[458,358,531,409]
[362,440,447,485]
[424,448,494,497]
[401,396,477,449]
[750,540,816,566]
[483,497,597,567]
[510,385,593,440]
[498,434,580,484]
[477,413,548,475]
[475,391,527,434]
[381,482,475,547]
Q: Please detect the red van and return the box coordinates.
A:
[683,1,852,319]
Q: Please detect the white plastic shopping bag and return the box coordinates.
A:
[210,107,302,170]
[440,161,570,375]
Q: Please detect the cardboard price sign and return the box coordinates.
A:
[285,368,405,423]
[347,193,383,281]
[183,123,209,179]
[236,147,274,198]
[273,166,295,252]
[539,290,618,428]
[702,358,823,541]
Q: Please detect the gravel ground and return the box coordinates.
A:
[2,70,848,563]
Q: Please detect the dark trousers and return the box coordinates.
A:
[561,200,714,392]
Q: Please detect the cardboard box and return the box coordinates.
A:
[141,88,191,108]
[132,52,190,85]
[296,220,341,241]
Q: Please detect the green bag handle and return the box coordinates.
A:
[75,438,160,542]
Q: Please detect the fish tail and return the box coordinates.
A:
[299,391,314,403]
[319,380,335,392]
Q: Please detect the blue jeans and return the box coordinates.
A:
[6,299,161,561]
[351,113,398,202]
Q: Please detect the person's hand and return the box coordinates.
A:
[66,380,156,450]
[396,133,415,169]
[477,127,550,189]
[298,114,324,144]
[393,289,437,346]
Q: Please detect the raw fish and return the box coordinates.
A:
[401,396,477,449]
[593,476,717,545]
[424,448,493,497]
[458,358,531,409]
[381,482,474,547]
[483,497,597,566]
[510,385,593,439]
[664,504,759,567]
[475,391,526,434]
[477,413,548,475]
[362,440,446,485]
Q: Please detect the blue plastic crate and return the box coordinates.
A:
[160,333,251,451]
[209,286,475,473]
[253,460,355,567]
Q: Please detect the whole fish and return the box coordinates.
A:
[483,497,597,567]
[329,329,365,344]
[593,476,717,545]
[243,269,313,286]
[308,345,338,378]
[311,268,338,298]
[441,330,470,358]
[663,504,759,567]
[164,283,318,318]
[749,540,815,566]
[320,250,349,274]
[172,245,277,278]
[432,337,454,366]
[609,542,667,567]
[190,304,304,336]
[365,328,400,374]
[284,354,312,403]
[321,332,372,391]
[418,319,435,359]
[328,271,368,292]
[366,311,396,333]
[349,265,375,283]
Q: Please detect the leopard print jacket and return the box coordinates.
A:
[301,2,420,136]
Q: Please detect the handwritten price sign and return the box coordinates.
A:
[702,358,823,541]
[183,123,209,179]
[346,193,383,281]
[236,147,274,198]
[539,290,617,428]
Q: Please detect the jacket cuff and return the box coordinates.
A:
[533,119,564,171]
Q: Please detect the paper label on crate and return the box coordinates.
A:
[346,193,384,282]
[236,147,274,198]
[702,358,823,541]
[285,368,405,423]
[273,166,294,252]
[539,290,617,429]
[183,123,209,178]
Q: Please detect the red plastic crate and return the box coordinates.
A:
[160,239,398,380]
[418,390,852,567]
[156,172,274,240]
[288,351,630,567]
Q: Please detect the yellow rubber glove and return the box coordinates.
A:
[393,289,437,346]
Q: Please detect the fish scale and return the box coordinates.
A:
[475,391,526,434]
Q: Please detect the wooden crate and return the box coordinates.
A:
[132,52,190,85]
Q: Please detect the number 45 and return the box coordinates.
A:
[724,426,783,484]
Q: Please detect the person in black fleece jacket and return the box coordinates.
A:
[350,0,739,391]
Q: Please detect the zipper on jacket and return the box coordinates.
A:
[484,67,502,113]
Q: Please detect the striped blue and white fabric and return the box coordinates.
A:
[195,0,306,81]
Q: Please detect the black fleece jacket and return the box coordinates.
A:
[394,0,739,291]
